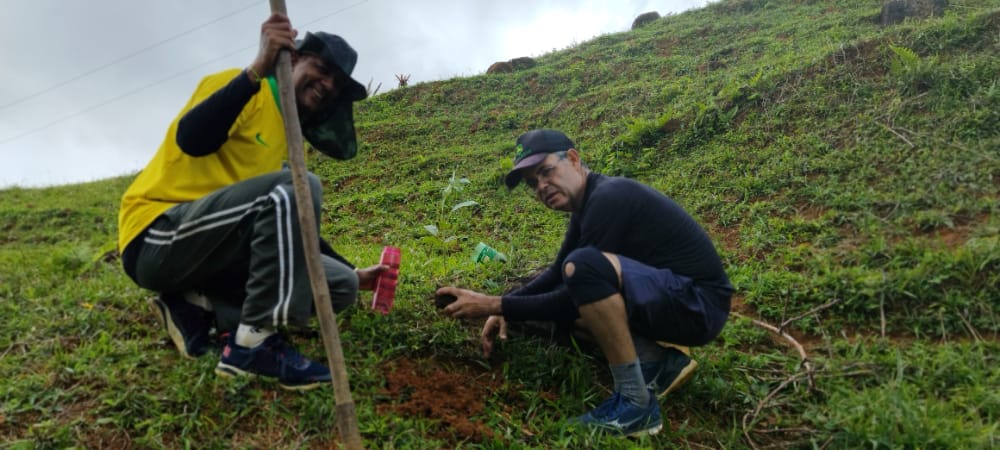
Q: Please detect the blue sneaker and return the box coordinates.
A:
[215,333,331,391]
[642,345,698,398]
[574,392,663,437]
[148,293,213,359]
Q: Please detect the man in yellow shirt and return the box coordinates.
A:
[118,13,384,390]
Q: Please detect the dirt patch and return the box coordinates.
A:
[730,295,754,316]
[714,223,742,255]
[908,212,988,249]
[376,357,503,443]
[655,36,680,57]
[326,175,359,192]
[932,226,969,248]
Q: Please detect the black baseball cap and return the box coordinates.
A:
[295,32,368,160]
[504,129,576,189]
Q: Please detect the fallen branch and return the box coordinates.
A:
[687,441,720,450]
[741,365,876,449]
[880,295,887,338]
[778,298,842,333]
[753,427,815,435]
[877,120,916,148]
[957,309,984,342]
[815,368,876,379]
[0,342,24,359]
[741,370,811,449]
[736,313,813,384]
[735,311,818,450]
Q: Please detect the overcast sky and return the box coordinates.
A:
[0,0,711,188]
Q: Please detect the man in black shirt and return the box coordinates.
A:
[437,129,733,437]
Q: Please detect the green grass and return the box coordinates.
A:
[2,0,999,448]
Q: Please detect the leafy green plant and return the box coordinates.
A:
[889,44,938,95]
[888,44,921,75]
[421,170,480,250]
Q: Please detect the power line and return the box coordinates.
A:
[0,0,266,112]
[299,0,370,29]
[0,0,370,146]
[0,47,250,146]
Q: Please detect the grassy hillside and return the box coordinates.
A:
[2,0,998,448]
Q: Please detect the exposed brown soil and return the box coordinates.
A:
[376,357,503,443]
[908,212,989,248]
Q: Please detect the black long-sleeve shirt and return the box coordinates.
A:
[176,69,261,156]
[501,172,732,321]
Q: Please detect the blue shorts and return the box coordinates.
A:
[618,255,730,346]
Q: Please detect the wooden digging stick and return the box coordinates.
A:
[267,1,364,448]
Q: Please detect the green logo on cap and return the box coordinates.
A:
[515,144,529,161]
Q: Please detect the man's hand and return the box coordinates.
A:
[435,286,501,319]
[480,315,508,358]
[355,264,389,291]
[250,13,298,79]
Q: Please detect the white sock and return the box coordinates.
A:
[235,324,275,348]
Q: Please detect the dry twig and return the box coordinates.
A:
[738,314,813,381]
[958,309,984,342]
[778,298,842,332]
[735,311,824,449]
[877,120,916,148]
[741,371,811,449]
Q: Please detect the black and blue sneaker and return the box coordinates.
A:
[573,392,663,437]
[148,293,214,359]
[215,333,331,391]
[641,345,698,399]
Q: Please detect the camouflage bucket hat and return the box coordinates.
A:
[296,32,368,160]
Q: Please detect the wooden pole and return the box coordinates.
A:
[267,1,363,448]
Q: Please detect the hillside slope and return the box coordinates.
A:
[2,0,998,448]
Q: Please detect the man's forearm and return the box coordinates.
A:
[176,70,259,156]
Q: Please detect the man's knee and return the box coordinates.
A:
[323,255,358,312]
[563,247,620,306]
